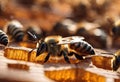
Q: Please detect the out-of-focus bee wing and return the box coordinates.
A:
[57,36,84,45]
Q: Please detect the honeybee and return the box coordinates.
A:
[52,19,77,36]
[102,50,120,71]
[111,50,120,71]
[76,21,107,49]
[4,20,24,42]
[0,29,8,46]
[112,20,120,36]
[28,32,95,63]
[106,19,120,48]
[25,26,43,41]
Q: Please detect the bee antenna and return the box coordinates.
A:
[27,31,38,41]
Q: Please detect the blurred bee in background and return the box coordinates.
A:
[4,20,24,42]
[0,29,8,46]
[76,22,107,49]
[111,50,120,71]
[71,3,87,22]
[112,19,120,48]
[51,19,77,37]
[28,31,95,63]
[111,19,120,37]
[106,18,120,48]
[102,50,120,71]
[16,25,45,48]
[25,25,43,42]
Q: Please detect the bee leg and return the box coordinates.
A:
[68,52,84,60]
[62,51,70,63]
[44,53,50,63]
[37,42,47,57]
[71,52,84,60]
[28,48,36,61]
[29,48,36,54]
[68,52,74,56]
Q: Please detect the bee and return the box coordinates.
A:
[102,50,120,71]
[52,19,77,36]
[112,20,120,36]
[76,22,107,49]
[28,32,95,63]
[111,50,120,71]
[112,27,120,36]
[25,26,43,41]
[106,19,120,48]
[4,20,24,42]
[0,29,8,46]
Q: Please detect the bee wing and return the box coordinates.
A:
[57,36,84,45]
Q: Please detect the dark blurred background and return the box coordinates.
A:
[1,0,120,49]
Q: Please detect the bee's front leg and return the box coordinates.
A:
[37,42,47,57]
[44,53,51,63]
[27,48,36,61]
[61,50,70,63]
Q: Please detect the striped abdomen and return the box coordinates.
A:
[7,24,24,42]
[0,30,8,46]
[69,41,95,55]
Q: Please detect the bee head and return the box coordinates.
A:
[45,36,62,47]
[45,36,62,45]
[47,39,58,47]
